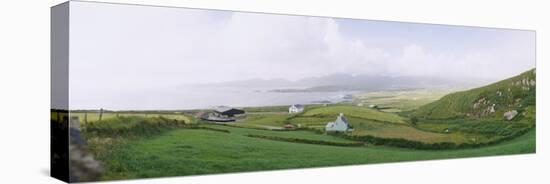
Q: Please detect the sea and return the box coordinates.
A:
[71,86,359,110]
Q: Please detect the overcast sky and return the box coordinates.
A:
[68,1,535,109]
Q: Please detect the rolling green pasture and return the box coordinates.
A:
[302,105,407,124]
[281,105,469,143]
[350,121,471,143]
[203,124,359,143]
[354,89,459,112]
[67,69,538,181]
[234,113,292,127]
[81,100,535,181]
[95,126,535,180]
[214,104,478,143]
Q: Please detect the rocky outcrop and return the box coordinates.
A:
[471,97,497,118]
[503,110,518,121]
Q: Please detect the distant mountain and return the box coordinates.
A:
[194,73,487,92]
[196,78,295,88]
[412,69,536,121]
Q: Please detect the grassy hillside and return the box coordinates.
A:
[281,105,471,143]
[354,89,457,112]
[412,69,536,121]
[302,105,407,124]
[83,104,535,180]
[95,127,535,180]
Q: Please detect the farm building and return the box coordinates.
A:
[325,113,350,132]
[214,106,245,118]
[288,104,304,113]
[201,106,246,122]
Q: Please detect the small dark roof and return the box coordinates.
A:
[336,113,348,124]
[214,106,245,115]
[291,104,304,108]
[215,106,233,113]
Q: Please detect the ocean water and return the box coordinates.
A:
[71,86,358,110]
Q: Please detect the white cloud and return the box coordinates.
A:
[68,2,535,109]
[193,12,392,81]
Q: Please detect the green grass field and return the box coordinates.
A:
[239,113,292,125]
[76,69,536,181]
[94,126,534,180]
[205,104,492,144]
[277,105,472,143]
[81,99,535,181]
[354,89,459,112]
[302,105,407,124]
[286,105,409,130]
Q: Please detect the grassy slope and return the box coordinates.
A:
[203,124,359,143]
[412,69,536,120]
[234,113,292,126]
[302,105,407,124]
[229,105,408,130]
[284,105,466,143]
[354,89,457,112]
[97,127,535,180]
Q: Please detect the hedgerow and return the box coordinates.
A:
[246,134,364,147]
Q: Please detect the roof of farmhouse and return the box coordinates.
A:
[336,113,348,124]
[214,106,245,114]
[291,104,304,108]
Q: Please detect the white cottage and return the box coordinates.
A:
[289,104,304,113]
[325,113,350,132]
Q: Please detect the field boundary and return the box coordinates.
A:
[205,122,297,132]
[288,113,409,127]
[339,127,534,150]
[246,134,365,147]
[186,126,231,133]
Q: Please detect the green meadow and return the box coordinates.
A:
[81,101,535,180]
[93,124,534,180]
[76,68,536,181]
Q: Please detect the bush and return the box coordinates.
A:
[84,116,185,138]
[410,117,418,126]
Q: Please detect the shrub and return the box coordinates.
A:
[84,116,185,138]
[410,117,418,126]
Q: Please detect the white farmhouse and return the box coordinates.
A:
[289,104,304,113]
[325,113,350,132]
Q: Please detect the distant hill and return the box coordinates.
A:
[195,73,487,92]
[412,69,536,121]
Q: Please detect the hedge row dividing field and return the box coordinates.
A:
[246,134,365,147]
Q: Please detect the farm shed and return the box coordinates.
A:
[325,113,350,132]
[288,104,305,113]
[214,106,245,118]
